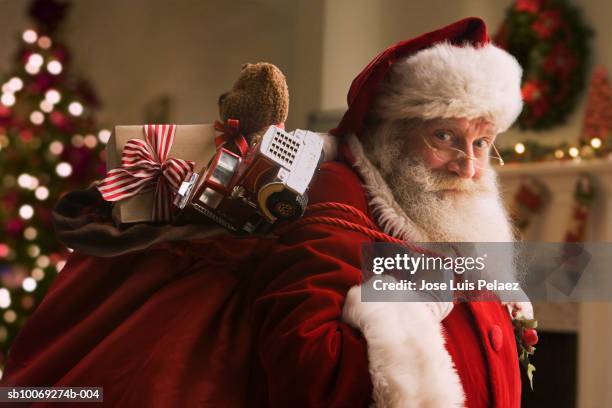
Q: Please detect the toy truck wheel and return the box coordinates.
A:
[266,190,307,220]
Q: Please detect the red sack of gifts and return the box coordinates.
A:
[1,186,275,407]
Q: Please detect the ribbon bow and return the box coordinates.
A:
[97,124,195,222]
[214,119,249,157]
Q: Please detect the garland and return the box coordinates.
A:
[494,0,592,130]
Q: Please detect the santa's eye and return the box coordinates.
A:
[433,130,453,143]
[474,138,491,150]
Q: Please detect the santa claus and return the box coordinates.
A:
[2,17,533,408]
[246,16,532,408]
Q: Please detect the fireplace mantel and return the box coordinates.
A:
[498,157,612,408]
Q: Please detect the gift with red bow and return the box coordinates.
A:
[98,124,216,224]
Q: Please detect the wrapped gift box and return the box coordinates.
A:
[105,124,216,224]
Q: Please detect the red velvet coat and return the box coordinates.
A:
[2,161,522,407]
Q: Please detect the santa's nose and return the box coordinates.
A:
[447,157,476,179]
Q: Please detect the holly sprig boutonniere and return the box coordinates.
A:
[508,303,538,390]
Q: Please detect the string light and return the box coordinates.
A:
[37,36,52,49]
[30,110,44,125]
[22,29,37,43]
[0,289,10,308]
[71,134,84,147]
[40,99,53,112]
[3,310,16,324]
[36,255,49,268]
[0,244,9,258]
[568,147,580,158]
[514,143,526,154]
[17,173,39,190]
[35,186,49,200]
[22,277,37,292]
[47,60,62,75]
[19,204,34,219]
[32,268,45,281]
[84,134,98,148]
[25,63,41,75]
[27,245,40,258]
[68,101,83,116]
[554,149,565,159]
[8,77,23,92]
[48,140,64,155]
[590,137,602,149]
[27,53,44,68]
[1,93,15,107]
[55,162,73,177]
[98,129,111,144]
[24,227,38,240]
[45,89,61,104]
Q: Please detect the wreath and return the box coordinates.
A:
[494,0,592,130]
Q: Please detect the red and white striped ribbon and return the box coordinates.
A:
[97,124,195,222]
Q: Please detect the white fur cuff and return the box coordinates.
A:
[342,282,465,407]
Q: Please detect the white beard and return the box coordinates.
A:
[386,158,515,243]
[360,121,515,244]
[358,126,518,287]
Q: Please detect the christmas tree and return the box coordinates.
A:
[0,0,107,377]
[582,64,612,145]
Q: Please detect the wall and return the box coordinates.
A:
[0,0,305,128]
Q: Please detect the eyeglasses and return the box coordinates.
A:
[421,131,505,169]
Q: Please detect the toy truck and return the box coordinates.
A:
[175,125,324,233]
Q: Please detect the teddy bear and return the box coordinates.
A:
[217,62,289,146]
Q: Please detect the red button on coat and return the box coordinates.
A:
[489,325,503,351]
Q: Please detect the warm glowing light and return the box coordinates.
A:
[35,186,49,200]
[40,99,53,112]
[0,244,9,258]
[22,174,38,189]
[27,245,40,258]
[71,134,84,147]
[84,134,98,149]
[68,101,83,116]
[514,143,526,154]
[24,227,38,240]
[56,162,73,177]
[45,89,61,104]
[22,29,37,43]
[49,140,64,155]
[98,129,111,144]
[22,277,37,292]
[32,268,45,281]
[30,110,44,125]
[28,53,44,68]
[37,36,52,49]
[1,93,15,106]
[19,204,34,219]
[47,60,62,75]
[4,310,16,324]
[590,137,602,149]
[25,63,40,75]
[8,77,23,92]
[569,147,580,158]
[0,289,10,308]
[36,255,50,268]
[56,260,66,273]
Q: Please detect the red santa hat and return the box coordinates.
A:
[330,17,523,136]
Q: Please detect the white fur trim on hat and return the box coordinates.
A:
[371,42,523,132]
